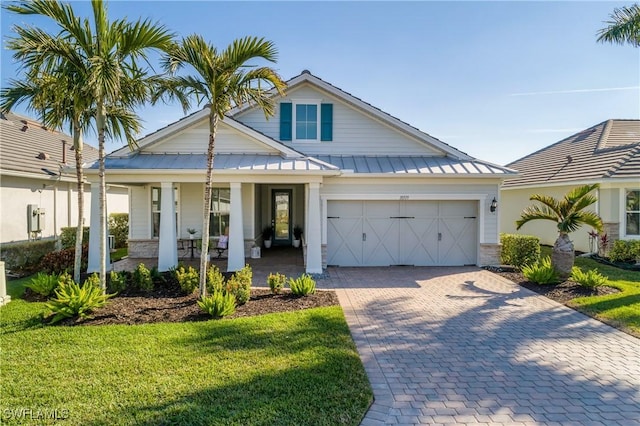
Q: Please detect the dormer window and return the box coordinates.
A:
[296,104,317,140]
[280,101,332,142]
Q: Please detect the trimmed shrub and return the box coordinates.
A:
[206,265,225,294]
[198,291,236,318]
[108,271,127,294]
[108,213,129,248]
[225,265,252,305]
[132,263,153,292]
[500,233,541,269]
[289,273,316,296]
[39,245,88,275]
[59,227,90,250]
[175,266,199,294]
[26,272,59,297]
[267,272,287,295]
[0,239,57,271]
[609,240,640,263]
[522,257,559,285]
[570,267,607,288]
[46,278,113,324]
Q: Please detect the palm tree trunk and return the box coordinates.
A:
[72,123,84,283]
[552,232,574,279]
[199,112,218,297]
[97,102,107,292]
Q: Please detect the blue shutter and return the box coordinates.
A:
[320,103,333,141]
[279,103,292,141]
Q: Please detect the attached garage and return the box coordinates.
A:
[327,200,478,266]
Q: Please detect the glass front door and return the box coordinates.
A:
[272,189,292,246]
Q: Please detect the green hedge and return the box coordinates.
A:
[609,239,640,263]
[500,233,541,269]
[108,213,128,248]
[60,227,90,250]
[0,239,57,270]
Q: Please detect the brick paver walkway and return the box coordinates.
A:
[318,267,640,426]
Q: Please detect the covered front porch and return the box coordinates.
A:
[88,178,325,275]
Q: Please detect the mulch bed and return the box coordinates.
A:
[47,284,338,326]
[492,269,620,304]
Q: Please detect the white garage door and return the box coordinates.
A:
[327,200,477,266]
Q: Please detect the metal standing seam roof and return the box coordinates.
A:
[94,153,339,172]
[95,152,515,175]
[0,111,99,178]
[503,119,640,188]
[314,155,516,175]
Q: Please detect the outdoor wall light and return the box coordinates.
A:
[490,197,498,213]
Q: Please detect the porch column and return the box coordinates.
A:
[157,182,177,271]
[228,182,245,272]
[306,182,322,274]
[87,182,101,273]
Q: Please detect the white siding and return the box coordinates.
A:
[236,84,441,156]
[179,183,204,239]
[0,175,127,243]
[144,120,279,155]
[242,184,254,239]
[129,186,149,239]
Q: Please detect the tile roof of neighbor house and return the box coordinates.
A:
[502,119,640,188]
[0,111,98,180]
[314,155,514,175]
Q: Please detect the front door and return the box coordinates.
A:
[272,189,292,246]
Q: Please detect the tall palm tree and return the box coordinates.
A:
[1,68,93,283]
[156,35,286,296]
[516,184,603,277]
[6,0,174,291]
[597,4,640,47]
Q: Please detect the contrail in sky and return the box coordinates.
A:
[510,86,640,96]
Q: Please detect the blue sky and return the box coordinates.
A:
[1,1,638,165]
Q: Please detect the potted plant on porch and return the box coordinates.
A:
[187,228,197,240]
[293,225,303,248]
[262,226,273,249]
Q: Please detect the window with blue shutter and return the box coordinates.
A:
[296,104,317,139]
[320,104,333,141]
[279,103,292,141]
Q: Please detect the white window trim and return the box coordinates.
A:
[210,187,231,238]
[150,185,179,239]
[292,98,322,143]
[621,187,640,239]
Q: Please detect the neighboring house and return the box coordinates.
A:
[85,71,516,273]
[0,111,128,244]
[501,119,640,253]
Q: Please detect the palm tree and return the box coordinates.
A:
[6,0,174,291]
[156,35,286,296]
[516,184,603,277]
[1,68,93,283]
[597,4,640,47]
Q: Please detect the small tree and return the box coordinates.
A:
[155,35,285,296]
[516,184,603,278]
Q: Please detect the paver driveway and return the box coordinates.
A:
[318,267,640,425]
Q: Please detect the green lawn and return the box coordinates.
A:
[110,247,128,262]
[540,246,640,336]
[571,255,640,336]
[0,278,372,425]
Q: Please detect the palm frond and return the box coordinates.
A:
[597,4,640,47]
[516,205,560,230]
